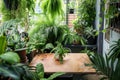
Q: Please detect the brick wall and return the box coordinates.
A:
[68,14,77,28]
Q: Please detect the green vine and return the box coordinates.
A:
[0,0,35,21]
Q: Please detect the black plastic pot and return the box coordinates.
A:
[65,44,97,53]
[69,9,74,14]
[3,0,18,10]
[86,36,97,45]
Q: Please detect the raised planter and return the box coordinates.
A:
[65,44,97,53]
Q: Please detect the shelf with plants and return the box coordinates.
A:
[74,0,97,46]
[107,0,120,32]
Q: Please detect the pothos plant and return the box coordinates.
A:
[51,42,70,64]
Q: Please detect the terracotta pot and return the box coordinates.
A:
[15,48,28,63]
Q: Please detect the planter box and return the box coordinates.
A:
[65,44,97,53]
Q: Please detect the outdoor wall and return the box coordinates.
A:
[68,14,77,28]
[103,30,120,54]
[103,0,120,54]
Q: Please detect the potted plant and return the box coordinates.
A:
[15,39,28,63]
[41,0,64,22]
[84,27,97,45]
[89,52,120,80]
[0,0,35,31]
[51,42,70,64]
[72,18,84,35]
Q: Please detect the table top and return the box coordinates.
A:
[30,53,96,74]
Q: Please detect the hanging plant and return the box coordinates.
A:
[41,0,64,22]
[0,0,35,21]
[3,0,19,10]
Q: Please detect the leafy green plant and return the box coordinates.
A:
[0,63,35,80]
[108,39,120,60]
[0,0,35,21]
[77,0,96,28]
[33,63,65,80]
[72,18,84,35]
[51,42,70,64]
[41,0,64,22]
[84,27,97,40]
[89,53,120,80]
[68,1,75,9]
[0,36,6,54]
[27,32,46,53]
[0,52,20,64]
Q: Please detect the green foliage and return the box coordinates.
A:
[35,63,65,80]
[0,20,27,50]
[47,72,65,80]
[84,27,97,38]
[0,63,35,80]
[36,63,44,79]
[0,19,19,35]
[51,43,70,64]
[68,1,76,9]
[0,61,64,80]
[28,21,86,53]
[0,0,35,21]
[41,0,64,22]
[0,36,6,54]
[78,0,96,28]
[89,53,120,80]
[108,39,120,60]
[0,52,20,64]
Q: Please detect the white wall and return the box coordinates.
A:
[103,30,120,54]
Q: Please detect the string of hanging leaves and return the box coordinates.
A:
[41,0,64,21]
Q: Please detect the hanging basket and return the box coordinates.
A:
[3,0,18,10]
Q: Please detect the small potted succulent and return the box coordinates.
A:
[51,43,71,64]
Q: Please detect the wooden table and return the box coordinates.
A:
[30,53,96,74]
